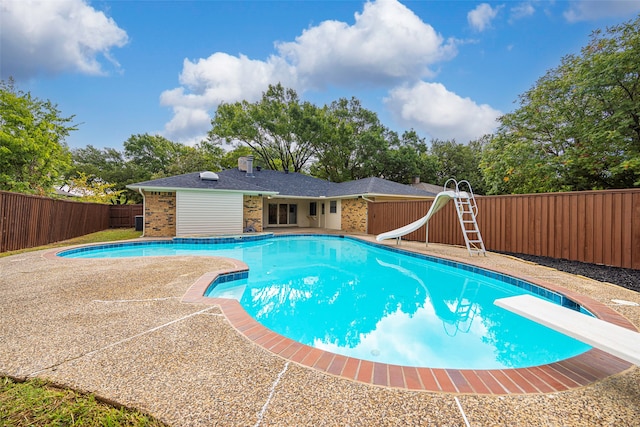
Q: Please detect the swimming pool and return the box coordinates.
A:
[60,235,591,369]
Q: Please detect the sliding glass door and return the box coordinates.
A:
[268,203,297,225]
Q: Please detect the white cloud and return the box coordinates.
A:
[384,82,501,143]
[564,0,640,22]
[159,53,297,142]
[160,0,458,143]
[0,0,128,79]
[173,53,297,106]
[510,3,536,21]
[277,0,457,86]
[162,106,212,143]
[468,3,501,32]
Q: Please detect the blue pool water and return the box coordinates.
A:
[61,235,591,369]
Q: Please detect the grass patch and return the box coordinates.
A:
[0,377,166,426]
[0,229,143,258]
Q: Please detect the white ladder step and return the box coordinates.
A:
[447,178,486,256]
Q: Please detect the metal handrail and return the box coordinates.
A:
[457,180,478,218]
[443,179,478,217]
[442,178,486,256]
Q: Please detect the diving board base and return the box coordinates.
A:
[495,294,640,366]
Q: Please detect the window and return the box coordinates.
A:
[330,200,337,214]
[321,203,325,215]
[268,203,298,225]
[309,202,317,216]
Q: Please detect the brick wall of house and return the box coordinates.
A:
[144,191,176,237]
[341,198,368,233]
[243,195,263,232]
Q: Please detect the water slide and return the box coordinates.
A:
[375,190,460,242]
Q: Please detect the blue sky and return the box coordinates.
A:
[2,0,640,150]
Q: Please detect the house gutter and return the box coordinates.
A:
[126,185,278,197]
[332,193,436,200]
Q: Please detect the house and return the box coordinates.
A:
[127,156,437,237]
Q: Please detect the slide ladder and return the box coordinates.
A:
[445,179,486,256]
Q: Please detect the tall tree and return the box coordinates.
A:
[71,144,145,203]
[430,139,486,193]
[209,84,322,172]
[382,130,430,184]
[481,16,640,194]
[71,145,133,185]
[0,79,75,194]
[162,140,225,176]
[65,172,124,204]
[311,97,388,182]
[72,137,225,203]
[123,133,185,179]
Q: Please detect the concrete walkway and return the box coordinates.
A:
[1,233,639,426]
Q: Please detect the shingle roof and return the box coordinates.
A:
[128,168,437,198]
[412,182,446,195]
[331,177,438,197]
[216,168,334,197]
[127,172,271,193]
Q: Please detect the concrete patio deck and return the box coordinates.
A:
[1,231,639,426]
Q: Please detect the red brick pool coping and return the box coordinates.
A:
[181,255,635,395]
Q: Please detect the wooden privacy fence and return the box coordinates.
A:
[109,204,143,228]
[0,191,110,252]
[368,188,640,270]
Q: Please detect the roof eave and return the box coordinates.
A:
[126,184,278,196]
[332,193,435,199]
[265,194,334,199]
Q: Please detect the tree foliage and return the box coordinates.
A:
[311,97,389,181]
[381,130,431,184]
[65,172,124,204]
[71,135,226,203]
[431,138,487,194]
[209,84,322,172]
[209,89,439,183]
[481,16,640,194]
[124,133,188,179]
[71,145,135,188]
[0,79,75,194]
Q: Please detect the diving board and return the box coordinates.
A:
[495,294,640,366]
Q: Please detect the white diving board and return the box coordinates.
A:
[495,294,640,366]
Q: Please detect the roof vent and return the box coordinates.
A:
[199,171,219,181]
